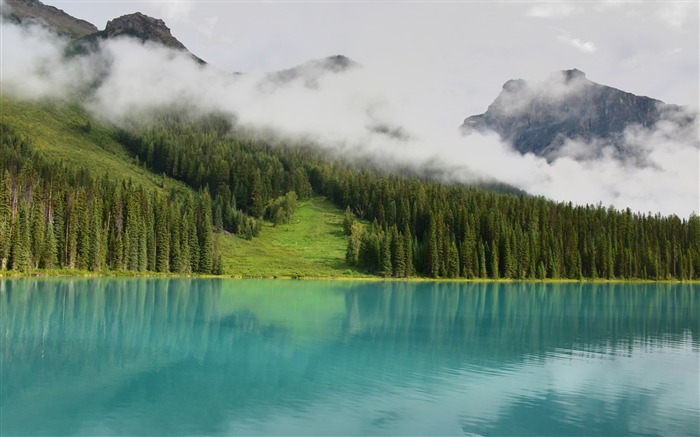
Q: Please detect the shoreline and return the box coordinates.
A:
[1,270,697,284]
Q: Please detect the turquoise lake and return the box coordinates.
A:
[1,279,698,436]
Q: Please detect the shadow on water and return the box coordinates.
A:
[1,279,698,435]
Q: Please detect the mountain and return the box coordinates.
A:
[70,12,205,63]
[2,0,97,38]
[3,93,698,280]
[263,55,361,88]
[0,95,360,277]
[462,69,687,158]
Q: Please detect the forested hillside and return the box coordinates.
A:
[0,122,220,274]
[2,97,699,279]
[116,112,700,280]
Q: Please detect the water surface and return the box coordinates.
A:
[1,279,698,436]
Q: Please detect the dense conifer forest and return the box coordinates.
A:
[1,113,699,280]
[0,123,221,274]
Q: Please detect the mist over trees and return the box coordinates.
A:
[2,104,698,279]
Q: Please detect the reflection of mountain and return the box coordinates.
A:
[1,279,698,435]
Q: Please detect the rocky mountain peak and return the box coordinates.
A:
[3,0,97,38]
[102,12,187,51]
[562,68,586,82]
[68,11,205,64]
[462,69,680,158]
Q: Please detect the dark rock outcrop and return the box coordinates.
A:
[100,12,189,51]
[70,12,204,63]
[2,0,97,38]
[462,69,684,157]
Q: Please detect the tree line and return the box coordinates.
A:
[3,112,699,280]
[0,123,220,274]
[117,113,699,280]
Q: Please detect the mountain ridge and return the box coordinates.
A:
[2,0,97,38]
[462,69,688,158]
[70,12,205,64]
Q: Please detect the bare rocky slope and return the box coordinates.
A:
[462,69,689,158]
[3,0,97,38]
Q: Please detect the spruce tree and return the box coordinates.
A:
[179,217,191,273]
[250,170,265,218]
[155,196,170,273]
[380,233,392,277]
[447,241,460,278]
[198,189,214,274]
[427,219,440,278]
[169,204,182,273]
[489,239,499,279]
[403,228,413,277]
[188,211,200,273]
[13,200,31,272]
[73,188,90,270]
[66,192,79,269]
[42,217,58,269]
[88,195,103,271]
[29,186,45,268]
[392,227,406,277]
[343,206,355,235]
[0,170,11,270]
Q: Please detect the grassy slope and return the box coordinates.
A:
[0,95,191,196]
[218,197,369,278]
[2,95,360,277]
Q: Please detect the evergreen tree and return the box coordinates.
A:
[155,196,170,273]
[198,189,214,274]
[0,170,11,270]
[343,206,355,235]
[29,186,45,268]
[89,194,103,271]
[403,228,413,277]
[188,210,200,272]
[169,204,182,273]
[489,239,499,279]
[346,223,363,266]
[478,240,487,278]
[250,170,265,218]
[42,217,58,269]
[447,241,460,278]
[12,200,31,272]
[392,226,406,277]
[380,232,392,277]
[358,230,381,273]
[427,218,440,278]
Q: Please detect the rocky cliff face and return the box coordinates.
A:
[100,13,188,51]
[69,12,204,63]
[462,69,684,158]
[3,0,97,38]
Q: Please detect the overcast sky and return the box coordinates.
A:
[3,0,698,215]
[49,0,699,118]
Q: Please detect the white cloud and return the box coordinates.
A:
[0,23,92,100]
[1,19,698,217]
[557,34,598,54]
[657,2,693,28]
[148,0,194,21]
[526,3,583,19]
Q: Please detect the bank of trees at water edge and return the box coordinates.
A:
[1,119,698,279]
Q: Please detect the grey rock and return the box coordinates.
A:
[3,0,97,39]
[462,69,688,158]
